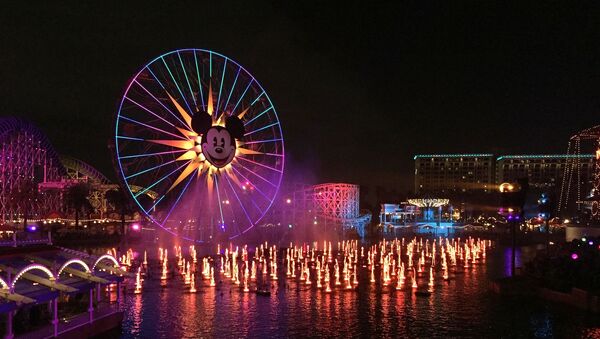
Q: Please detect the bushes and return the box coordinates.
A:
[526,238,600,294]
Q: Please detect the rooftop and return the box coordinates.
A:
[413,154,494,160]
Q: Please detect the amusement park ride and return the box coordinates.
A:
[0,117,151,225]
[558,125,600,223]
[114,49,285,242]
[0,49,369,241]
[0,117,65,224]
[283,183,371,233]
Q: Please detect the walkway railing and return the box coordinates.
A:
[0,238,52,247]
[16,303,122,339]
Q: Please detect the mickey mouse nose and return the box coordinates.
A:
[215,147,223,154]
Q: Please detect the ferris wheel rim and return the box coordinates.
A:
[114,48,285,242]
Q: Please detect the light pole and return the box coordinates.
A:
[499,181,527,277]
[538,192,554,252]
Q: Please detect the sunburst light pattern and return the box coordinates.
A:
[115,49,284,242]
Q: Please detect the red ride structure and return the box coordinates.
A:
[290,183,371,235]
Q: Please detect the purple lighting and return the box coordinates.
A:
[571,253,579,260]
[26,225,37,232]
[0,118,65,225]
[131,223,141,231]
[115,49,284,244]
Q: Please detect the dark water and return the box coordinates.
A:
[113,244,600,338]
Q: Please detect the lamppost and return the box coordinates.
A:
[538,192,554,251]
[499,179,528,277]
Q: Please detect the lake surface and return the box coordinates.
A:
[103,241,600,338]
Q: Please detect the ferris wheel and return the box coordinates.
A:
[114,49,284,242]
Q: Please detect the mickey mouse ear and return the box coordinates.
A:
[191,111,212,135]
[225,115,245,139]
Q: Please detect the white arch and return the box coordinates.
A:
[92,254,120,271]
[0,277,9,290]
[58,259,91,276]
[11,264,55,289]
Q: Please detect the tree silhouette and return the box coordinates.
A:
[10,180,38,231]
[105,188,132,236]
[66,183,91,228]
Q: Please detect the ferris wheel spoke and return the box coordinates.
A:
[125,158,178,179]
[117,49,283,243]
[160,57,194,115]
[236,155,282,173]
[233,161,277,190]
[193,52,206,110]
[214,175,226,229]
[231,79,254,117]
[159,172,195,228]
[224,173,253,226]
[235,150,284,158]
[134,160,191,198]
[146,139,194,150]
[220,186,241,230]
[216,58,227,115]
[124,96,182,131]
[225,173,262,233]
[209,51,213,77]
[223,66,241,114]
[242,183,266,218]
[177,51,197,110]
[166,161,201,193]
[236,147,265,156]
[133,79,189,130]
[148,195,165,213]
[119,115,187,140]
[244,122,279,137]
[230,165,273,201]
[116,135,145,142]
[251,91,265,106]
[243,106,273,127]
[167,94,193,128]
[119,149,186,160]
[241,138,283,145]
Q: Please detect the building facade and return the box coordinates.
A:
[496,154,594,189]
[414,154,495,194]
[414,153,595,194]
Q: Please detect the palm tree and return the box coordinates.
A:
[105,188,131,237]
[10,180,38,231]
[66,183,91,228]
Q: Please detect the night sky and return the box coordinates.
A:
[2,2,600,195]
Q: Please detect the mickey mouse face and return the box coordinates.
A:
[202,126,236,167]
[191,112,245,168]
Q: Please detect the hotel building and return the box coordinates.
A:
[414,153,594,194]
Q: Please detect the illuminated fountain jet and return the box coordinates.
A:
[134,267,142,294]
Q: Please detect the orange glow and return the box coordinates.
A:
[207,84,214,115]
[237,147,264,155]
[148,139,194,150]
[177,127,197,138]
[167,161,200,193]
[499,182,516,193]
[237,107,249,120]
[167,93,192,127]
[176,150,199,161]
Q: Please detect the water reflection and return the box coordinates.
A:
[115,243,600,338]
[126,295,142,337]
